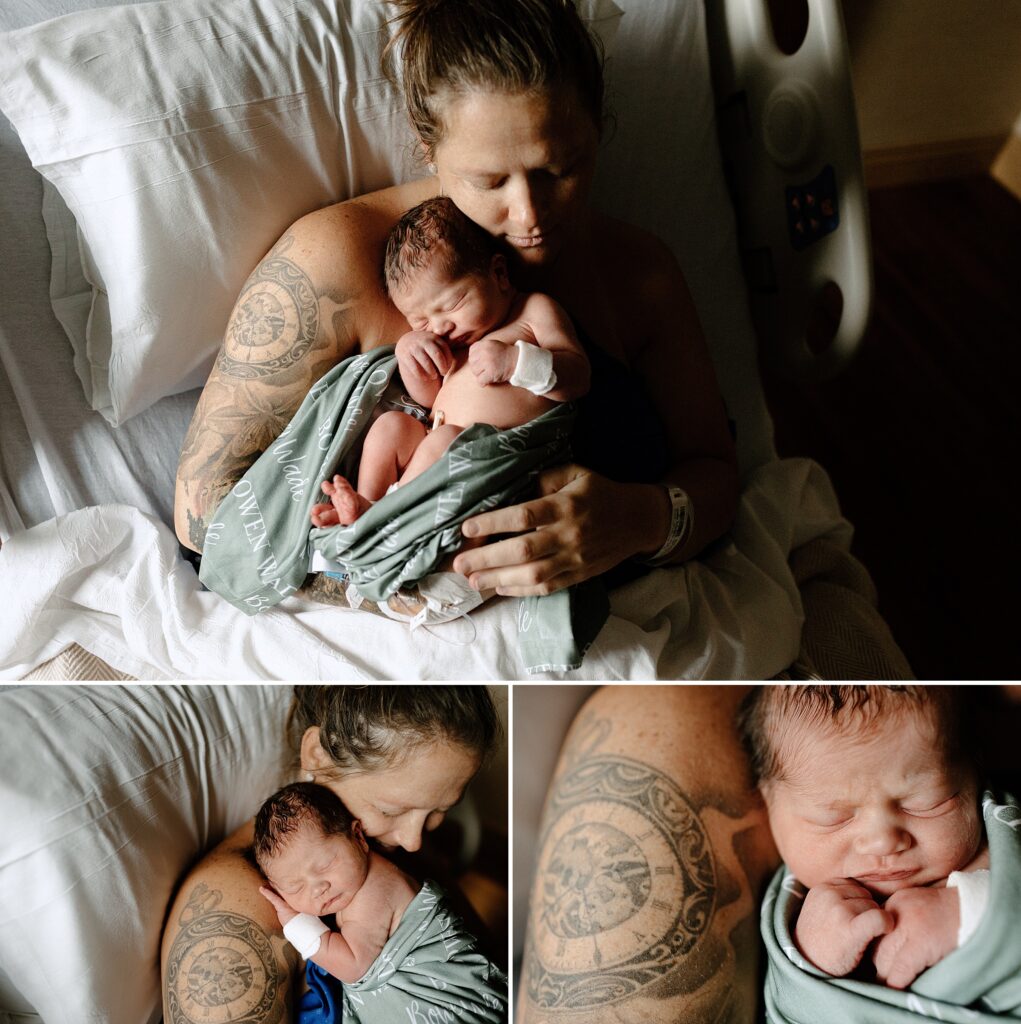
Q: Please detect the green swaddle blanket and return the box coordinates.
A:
[199,346,608,672]
[761,791,1021,1023]
[329,880,507,1024]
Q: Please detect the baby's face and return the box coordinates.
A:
[263,825,369,917]
[392,249,512,346]
[762,706,981,897]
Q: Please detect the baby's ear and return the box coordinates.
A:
[352,819,369,852]
[491,253,510,288]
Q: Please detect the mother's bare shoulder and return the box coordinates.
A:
[593,212,681,283]
[279,178,439,287]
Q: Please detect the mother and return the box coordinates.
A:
[160,685,500,1023]
[174,0,738,597]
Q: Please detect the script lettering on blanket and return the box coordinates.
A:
[405,1000,457,1024]
[231,480,271,553]
[434,485,466,527]
[228,480,297,606]
[446,445,474,477]
[378,516,401,553]
[436,912,465,957]
[203,519,227,547]
[496,424,530,456]
[317,416,335,452]
[269,423,310,503]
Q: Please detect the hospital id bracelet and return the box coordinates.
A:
[283,913,330,959]
[644,485,692,566]
[509,339,557,395]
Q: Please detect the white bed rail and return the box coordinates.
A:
[705,0,872,379]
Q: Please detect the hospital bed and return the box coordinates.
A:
[0,0,910,680]
[0,683,508,1024]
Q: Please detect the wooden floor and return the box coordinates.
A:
[762,174,1021,680]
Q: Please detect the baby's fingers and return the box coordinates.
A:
[259,886,283,907]
[428,340,453,376]
[874,931,918,990]
[851,906,893,947]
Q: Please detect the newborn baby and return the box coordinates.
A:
[311,195,590,527]
[740,685,989,990]
[255,781,419,982]
[254,782,506,1023]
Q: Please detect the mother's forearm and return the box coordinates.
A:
[670,455,740,561]
[627,456,739,566]
[175,371,299,551]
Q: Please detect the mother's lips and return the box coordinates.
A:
[506,227,555,248]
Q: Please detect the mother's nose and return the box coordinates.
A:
[391,810,441,853]
[506,176,544,230]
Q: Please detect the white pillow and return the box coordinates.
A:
[0,0,623,429]
[0,684,292,1024]
[0,0,418,426]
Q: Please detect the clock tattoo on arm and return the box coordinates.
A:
[165,884,284,1024]
[220,255,319,380]
[527,756,715,1012]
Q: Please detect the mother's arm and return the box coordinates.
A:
[161,822,298,1024]
[174,181,436,552]
[453,229,739,595]
[517,686,779,1024]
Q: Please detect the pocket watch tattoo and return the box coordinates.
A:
[527,755,715,1011]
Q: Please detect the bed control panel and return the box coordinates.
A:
[786,164,839,250]
[705,0,872,379]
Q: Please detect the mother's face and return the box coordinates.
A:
[431,86,599,267]
[304,729,481,852]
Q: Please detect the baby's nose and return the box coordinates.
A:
[855,822,911,856]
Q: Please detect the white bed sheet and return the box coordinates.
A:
[0,458,849,680]
[0,0,853,679]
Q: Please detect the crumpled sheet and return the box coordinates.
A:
[0,456,852,680]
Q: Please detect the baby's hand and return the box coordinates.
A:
[468,338,516,386]
[872,885,959,990]
[259,886,298,929]
[795,879,893,977]
[396,330,452,382]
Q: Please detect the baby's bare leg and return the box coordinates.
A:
[310,412,429,527]
[399,423,464,485]
[357,410,429,499]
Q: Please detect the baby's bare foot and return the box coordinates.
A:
[324,474,372,525]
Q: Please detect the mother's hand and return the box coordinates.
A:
[452,464,667,596]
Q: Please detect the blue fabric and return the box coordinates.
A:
[299,962,343,1024]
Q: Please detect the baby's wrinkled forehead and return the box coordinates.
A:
[763,691,955,786]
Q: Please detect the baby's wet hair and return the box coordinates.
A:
[737,686,975,787]
[253,781,356,873]
[383,196,501,299]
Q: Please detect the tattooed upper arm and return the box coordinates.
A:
[174,227,360,551]
[163,881,298,1024]
[519,688,778,1024]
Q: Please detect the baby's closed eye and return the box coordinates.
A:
[901,793,959,816]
